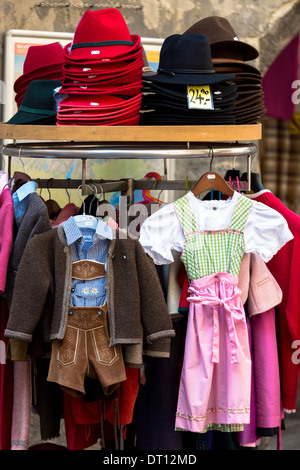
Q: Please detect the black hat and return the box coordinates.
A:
[7,79,61,124]
[147,34,235,85]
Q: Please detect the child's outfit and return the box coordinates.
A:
[139,190,293,433]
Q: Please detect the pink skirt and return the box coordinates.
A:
[175,272,251,433]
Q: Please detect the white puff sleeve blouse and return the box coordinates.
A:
[139,191,293,265]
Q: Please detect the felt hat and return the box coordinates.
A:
[57,115,140,126]
[147,34,234,85]
[58,93,142,110]
[7,80,61,124]
[14,65,64,93]
[60,80,143,96]
[184,16,259,61]
[63,8,142,61]
[22,42,64,76]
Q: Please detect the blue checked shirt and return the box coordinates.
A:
[62,216,113,308]
[12,181,38,228]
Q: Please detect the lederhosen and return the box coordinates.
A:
[48,259,126,398]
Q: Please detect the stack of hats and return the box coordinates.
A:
[57,8,144,126]
[140,33,238,126]
[13,42,64,109]
[7,80,62,125]
[184,17,266,124]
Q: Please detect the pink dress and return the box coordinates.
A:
[173,193,253,433]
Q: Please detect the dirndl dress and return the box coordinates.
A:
[173,193,253,433]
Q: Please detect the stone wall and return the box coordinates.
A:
[0,0,299,77]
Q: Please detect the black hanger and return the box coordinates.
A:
[240,172,264,192]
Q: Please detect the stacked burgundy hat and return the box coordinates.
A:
[14,42,65,109]
[57,8,144,126]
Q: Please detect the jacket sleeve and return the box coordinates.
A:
[4,234,51,343]
[135,240,175,357]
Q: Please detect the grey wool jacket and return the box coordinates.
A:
[5,225,175,366]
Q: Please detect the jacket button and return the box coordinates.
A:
[96,310,103,316]
[64,247,69,253]
[123,254,127,259]
[69,309,74,316]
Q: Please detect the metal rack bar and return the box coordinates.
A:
[1,142,258,160]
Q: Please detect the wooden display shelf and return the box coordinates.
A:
[0,123,262,142]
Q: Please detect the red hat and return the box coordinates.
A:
[58,98,141,115]
[63,55,143,76]
[57,107,139,121]
[57,115,140,126]
[14,68,64,93]
[58,93,142,109]
[61,69,143,86]
[22,42,64,75]
[64,9,142,61]
[60,80,143,96]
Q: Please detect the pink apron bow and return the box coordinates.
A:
[187,285,243,364]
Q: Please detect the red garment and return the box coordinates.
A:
[0,299,14,450]
[249,190,300,412]
[63,367,139,450]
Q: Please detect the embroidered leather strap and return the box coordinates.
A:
[72,260,106,280]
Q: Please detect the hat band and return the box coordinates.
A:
[71,40,134,50]
[19,105,57,116]
[158,68,215,75]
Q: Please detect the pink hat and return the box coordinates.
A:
[64,9,142,61]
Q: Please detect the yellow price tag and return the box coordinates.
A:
[187,85,214,110]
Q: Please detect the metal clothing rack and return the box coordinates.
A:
[0,123,262,199]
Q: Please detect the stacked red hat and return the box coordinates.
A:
[14,42,65,109]
[57,8,144,126]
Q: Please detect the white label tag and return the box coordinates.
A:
[91,50,100,55]
[207,174,216,179]
[187,85,214,110]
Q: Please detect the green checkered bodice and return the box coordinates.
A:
[173,193,253,281]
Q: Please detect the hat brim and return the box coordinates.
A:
[6,112,57,125]
[59,93,142,109]
[57,115,140,126]
[63,56,144,76]
[62,69,143,86]
[14,65,64,92]
[143,82,238,102]
[147,71,235,85]
[210,40,259,61]
[212,59,261,75]
[58,93,142,109]
[60,81,143,96]
[63,34,142,61]
[57,107,140,121]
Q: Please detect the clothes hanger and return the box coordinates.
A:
[240,171,265,192]
[224,156,241,190]
[74,184,98,230]
[192,148,234,198]
[45,178,61,219]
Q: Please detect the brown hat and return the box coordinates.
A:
[184,16,259,61]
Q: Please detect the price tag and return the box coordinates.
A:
[187,85,214,110]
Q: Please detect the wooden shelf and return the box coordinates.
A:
[0,123,262,142]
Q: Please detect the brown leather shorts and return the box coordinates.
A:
[47,303,126,398]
